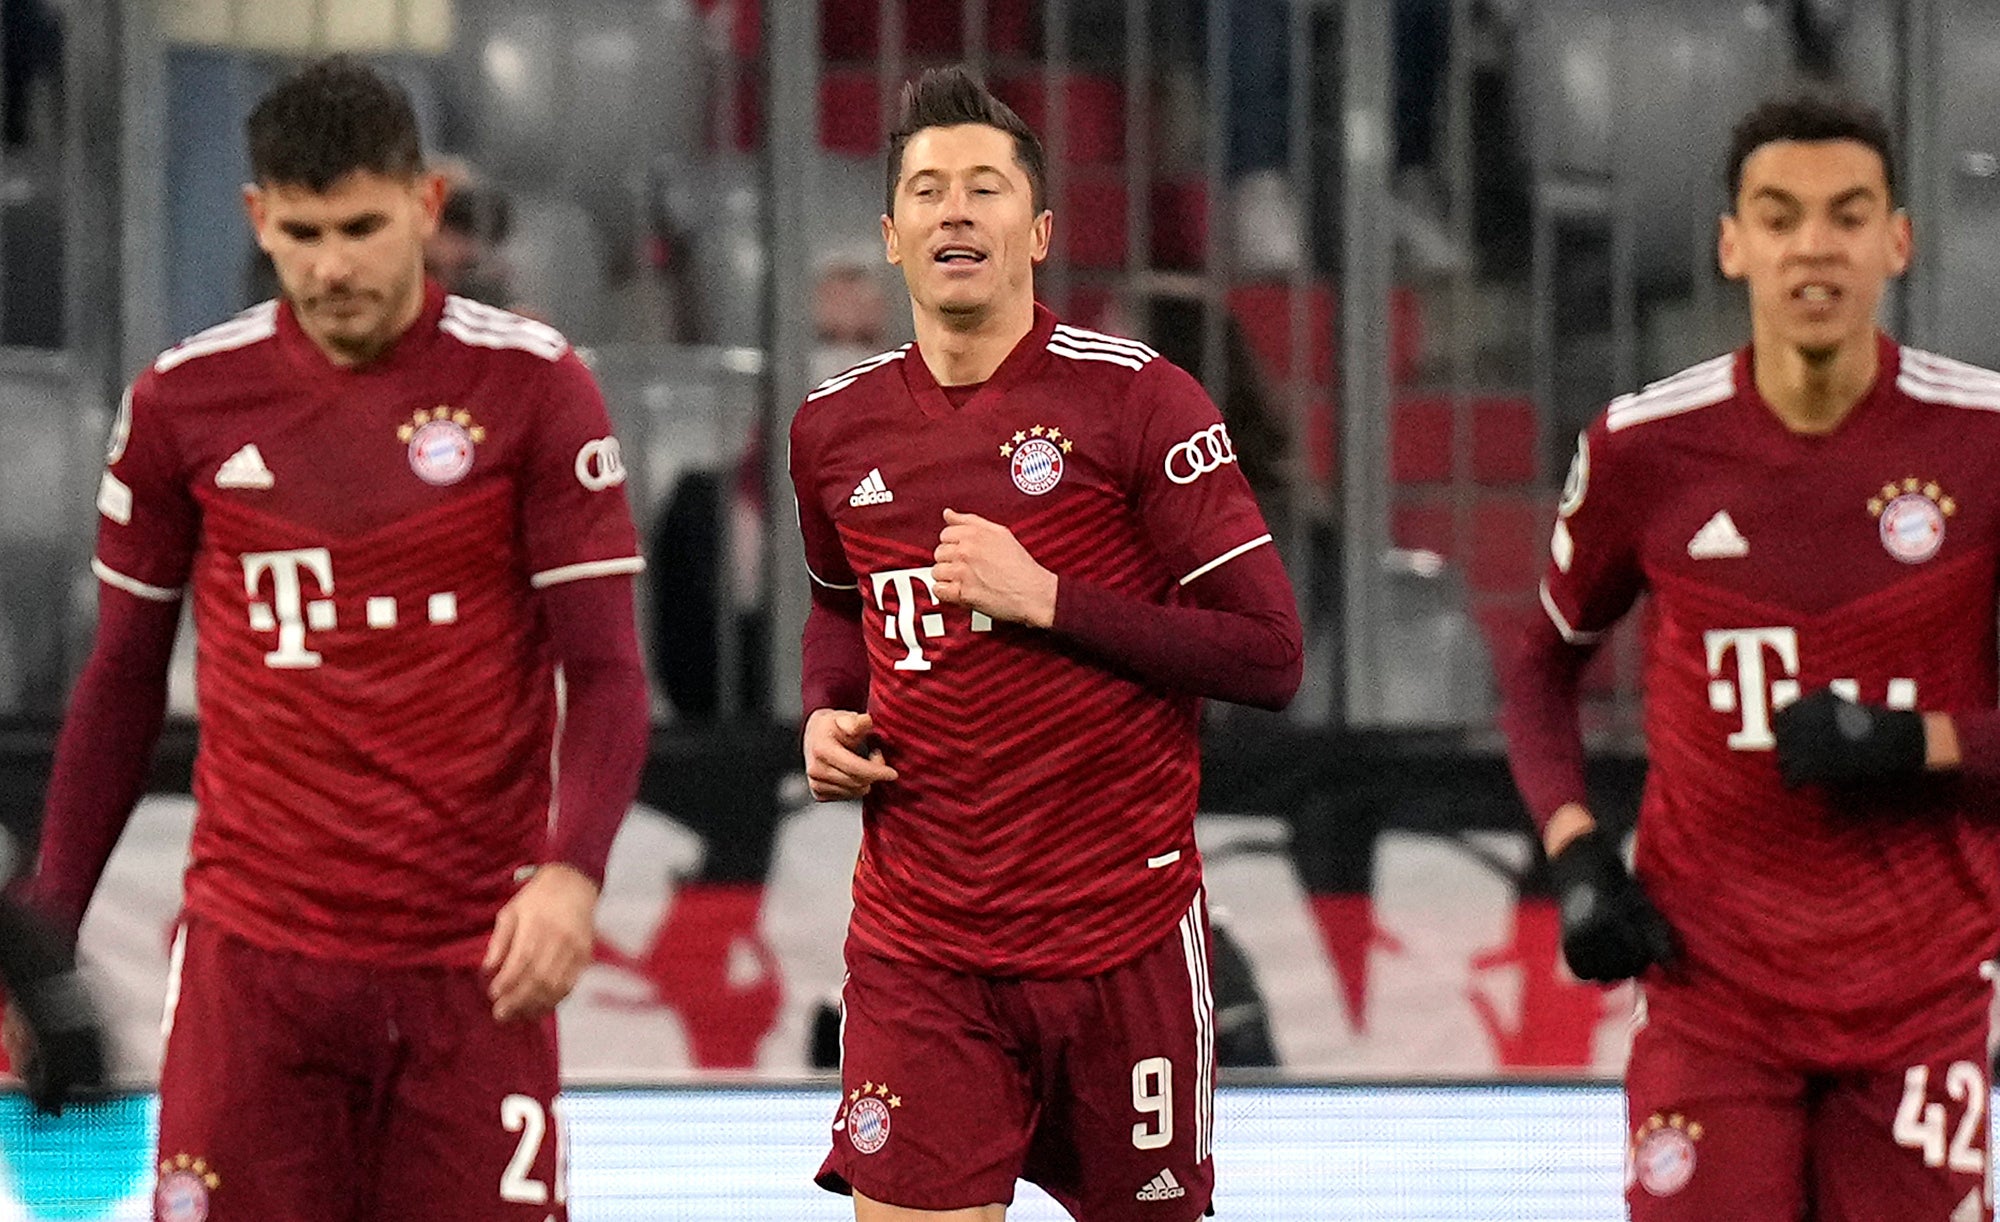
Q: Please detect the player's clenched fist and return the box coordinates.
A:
[804,709,898,801]
[933,508,1058,629]
[1772,687,1927,788]
[1545,829,1676,983]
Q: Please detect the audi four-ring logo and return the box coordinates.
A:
[574,437,628,491]
[1163,423,1236,485]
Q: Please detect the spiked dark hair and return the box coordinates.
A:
[1727,90,1898,207]
[885,66,1047,215]
[246,55,424,191]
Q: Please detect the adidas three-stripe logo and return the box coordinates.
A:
[1135,1168,1187,1201]
[849,468,894,507]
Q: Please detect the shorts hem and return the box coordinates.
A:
[817,1159,1017,1212]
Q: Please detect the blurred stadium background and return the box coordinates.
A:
[0,0,1995,1215]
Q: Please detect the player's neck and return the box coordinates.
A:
[911,296,1034,388]
[1750,331,1880,435]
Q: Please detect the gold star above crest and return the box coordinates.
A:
[1047,427,1063,441]
[874,1082,891,1096]
[888,1095,903,1108]
[1941,496,1957,516]
[1867,498,1883,515]
[1060,440,1073,453]
[1903,477,1920,493]
[1000,443,1014,457]
[1029,425,1046,437]
[850,1088,862,1101]
[1012,431,1026,443]
[860,1081,874,1095]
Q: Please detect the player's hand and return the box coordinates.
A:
[1773,688,1926,788]
[0,903,107,1115]
[933,509,1058,629]
[804,709,897,801]
[1545,829,1675,983]
[483,863,599,1022]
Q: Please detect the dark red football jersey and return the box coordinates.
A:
[92,285,643,966]
[1544,335,2000,1065]
[789,305,1276,976]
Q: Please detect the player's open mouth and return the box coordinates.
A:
[933,245,987,265]
[1791,283,1840,303]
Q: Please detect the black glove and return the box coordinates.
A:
[0,900,106,1115]
[1546,828,1675,983]
[1772,688,1926,789]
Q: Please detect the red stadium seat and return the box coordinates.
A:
[1064,282,1116,330]
[1059,170,1128,269]
[819,70,882,156]
[1470,395,1537,485]
[1227,284,1426,392]
[1389,394,1539,486]
[1149,177,1209,269]
[1390,498,1455,559]
[818,0,1034,57]
[991,74,1127,166]
[1468,493,1553,595]
[1228,283,1336,386]
[1391,395,1453,484]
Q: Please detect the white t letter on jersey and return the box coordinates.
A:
[1704,627,1800,750]
[242,548,336,669]
[870,566,945,671]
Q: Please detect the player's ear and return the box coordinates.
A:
[243,184,273,252]
[1029,209,1052,265]
[1887,207,1913,277]
[414,171,446,241]
[881,213,902,267]
[1717,212,1746,281]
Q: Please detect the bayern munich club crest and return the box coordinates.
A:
[156,1154,221,1222]
[1001,424,1070,496]
[1869,477,1955,565]
[398,405,488,487]
[1630,1114,1702,1198]
[839,1081,903,1155]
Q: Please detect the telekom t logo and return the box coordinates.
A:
[870,565,993,671]
[1704,627,1916,750]
[242,548,335,668]
[241,548,459,670]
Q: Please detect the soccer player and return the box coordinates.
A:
[790,67,1303,1221]
[1501,90,2000,1220]
[10,57,648,1220]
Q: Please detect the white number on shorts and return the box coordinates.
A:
[1131,1056,1174,1151]
[1893,1062,1987,1174]
[501,1094,570,1205]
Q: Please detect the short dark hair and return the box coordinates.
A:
[246,56,424,191]
[885,66,1047,215]
[1727,90,1898,207]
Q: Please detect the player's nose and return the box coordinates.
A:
[1792,215,1840,258]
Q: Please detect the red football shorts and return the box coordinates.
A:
[818,892,1217,1220]
[1625,997,1991,1221]
[152,915,568,1222]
